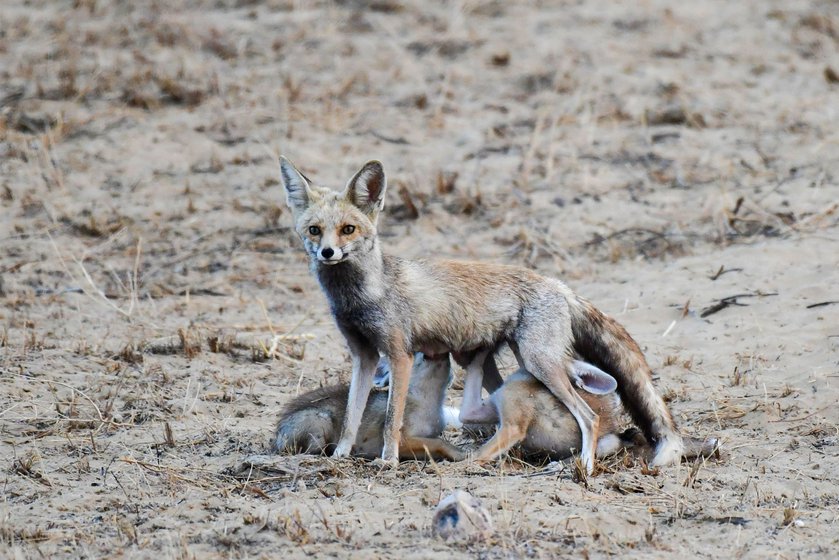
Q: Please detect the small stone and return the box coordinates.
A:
[432,490,493,542]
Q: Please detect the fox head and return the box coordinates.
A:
[280,157,387,266]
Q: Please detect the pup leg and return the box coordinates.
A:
[472,384,533,463]
[381,350,413,465]
[334,342,379,457]
[473,423,528,463]
[443,406,463,429]
[373,356,391,387]
[400,436,467,462]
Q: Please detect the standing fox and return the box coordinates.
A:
[280,156,683,473]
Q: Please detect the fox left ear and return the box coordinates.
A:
[280,156,313,216]
[344,160,387,219]
[570,361,618,395]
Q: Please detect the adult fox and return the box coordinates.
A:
[280,157,683,473]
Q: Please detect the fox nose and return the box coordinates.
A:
[321,247,334,259]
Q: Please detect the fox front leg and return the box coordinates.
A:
[334,339,380,458]
[380,351,413,465]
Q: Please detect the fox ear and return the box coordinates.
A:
[344,160,386,218]
[570,361,618,395]
[280,156,312,215]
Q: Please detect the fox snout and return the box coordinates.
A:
[318,245,344,264]
[301,230,348,265]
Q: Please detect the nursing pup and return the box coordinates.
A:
[274,353,464,461]
[473,362,718,463]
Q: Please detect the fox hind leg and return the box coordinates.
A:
[511,351,599,473]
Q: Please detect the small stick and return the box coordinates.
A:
[709,266,743,281]
[700,292,778,318]
[805,301,839,309]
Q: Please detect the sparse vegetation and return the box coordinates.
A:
[1,0,837,558]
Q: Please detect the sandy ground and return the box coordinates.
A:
[2,0,838,557]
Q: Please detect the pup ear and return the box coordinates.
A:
[344,160,387,218]
[280,156,313,215]
[570,360,618,395]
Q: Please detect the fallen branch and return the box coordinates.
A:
[700,292,778,318]
[805,301,839,309]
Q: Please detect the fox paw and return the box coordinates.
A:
[371,456,399,469]
[650,435,685,467]
[333,442,353,458]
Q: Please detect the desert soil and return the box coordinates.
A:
[1,0,838,558]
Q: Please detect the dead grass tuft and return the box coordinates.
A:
[178,327,202,359]
[12,450,51,487]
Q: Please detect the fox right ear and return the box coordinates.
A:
[280,156,312,215]
[344,160,387,219]
[570,361,618,395]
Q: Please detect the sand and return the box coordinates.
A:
[1,0,838,557]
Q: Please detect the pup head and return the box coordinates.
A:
[280,157,387,266]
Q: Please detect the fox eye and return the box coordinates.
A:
[308,225,321,236]
[341,225,356,235]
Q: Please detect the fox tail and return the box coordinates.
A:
[569,297,683,466]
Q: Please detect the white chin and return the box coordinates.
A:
[318,259,342,266]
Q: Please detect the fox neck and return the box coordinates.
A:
[314,240,386,311]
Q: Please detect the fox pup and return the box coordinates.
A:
[473,362,718,463]
[280,156,683,473]
[274,353,465,461]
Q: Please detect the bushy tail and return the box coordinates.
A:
[569,297,683,466]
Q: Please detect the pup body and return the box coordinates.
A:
[274,353,464,461]
[280,157,683,472]
[475,365,717,464]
